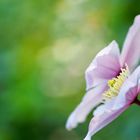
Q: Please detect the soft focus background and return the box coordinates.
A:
[0,0,140,140]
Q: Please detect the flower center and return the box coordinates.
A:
[103,64,129,99]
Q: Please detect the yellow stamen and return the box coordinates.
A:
[103,64,129,99]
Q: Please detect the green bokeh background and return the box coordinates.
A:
[0,0,140,140]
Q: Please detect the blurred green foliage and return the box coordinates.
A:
[0,0,140,140]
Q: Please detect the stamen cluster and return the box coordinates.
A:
[103,65,129,99]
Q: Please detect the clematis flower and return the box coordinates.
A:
[66,15,140,140]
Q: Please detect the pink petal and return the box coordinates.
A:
[93,99,116,116]
[66,82,107,130]
[84,102,128,140]
[121,15,140,70]
[85,40,121,90]
[113,66,140,110]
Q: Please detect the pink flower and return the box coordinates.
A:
[66,15,140,140]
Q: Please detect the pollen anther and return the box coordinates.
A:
[103,64,129,99]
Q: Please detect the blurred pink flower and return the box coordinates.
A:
[66,15,140,140]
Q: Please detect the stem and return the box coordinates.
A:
[134,98,140,106]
